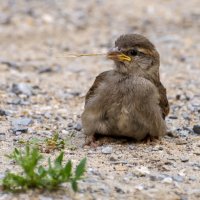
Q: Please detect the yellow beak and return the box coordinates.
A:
[107,49,131,62]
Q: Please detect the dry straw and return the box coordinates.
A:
[56,52,106,58]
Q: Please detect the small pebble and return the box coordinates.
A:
[179,130,189,137]
[39,196,53,200]
[189,176,196,181]
[149,174,166,181]
[74,123,82,131]
[133,166,150,177]
[67,122,73,127]
[135,184,144,190]
[0,109,7,116]
[102,146,113,154]
[181,158,189,162]
[162,177,173,184]
[193,125,200,134]
[169,116,178,119]
[172,175,184,182]
[38,66,53,74]
[61,129,69,135]
[1,60,20,70]
[0,173,5,180]
[176,139,188,145]
[0,132,6,141]
[11,83,33,96]
[15,131,23,135]
[115,186,125,194]
[110,156,117,161]
[194,151,200,156]
[12,118,33,127]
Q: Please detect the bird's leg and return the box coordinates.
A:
[142,135,159,144]
[84,134,100,148]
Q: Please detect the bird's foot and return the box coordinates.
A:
[142,135,159,144]
[84,135,100,148]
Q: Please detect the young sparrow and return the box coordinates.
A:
[82,34,169,145]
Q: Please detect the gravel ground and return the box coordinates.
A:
[0,0,200,199]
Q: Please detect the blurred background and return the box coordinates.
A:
[0,0,199,129]
[0,0,199,131]
[0,0,199,124]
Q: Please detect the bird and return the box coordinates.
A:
[81,34,169,145]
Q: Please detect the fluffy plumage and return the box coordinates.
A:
[82,34,169,144]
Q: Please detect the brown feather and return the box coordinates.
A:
[85,71,109,106]
[85,71,169,119]
[156,82,170,119]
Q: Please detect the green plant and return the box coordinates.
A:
[2,146,86,192]
[45,133,65,152]
[18,133,66,153]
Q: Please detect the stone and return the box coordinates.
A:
[39,196,53,200]
[44,112,51,119]
[67,122,73,127]
[102,146,113,154]
[12,118,33,127]
[13,127,28,134]
[162,177,173,184]
[11,118,33,134]
[182,113,190,120]
[38,66,53,74]
[74,123,82,131]
[135,184,144,190]
[179,129,189,137]
[193,125,200,134]
[109,156,117,161]
[181,157,189,162]
[176,139,188,145]
[194,151,200,156]
[173,175,184,182]
[115,186,125,194]
[133,166,150,177]
[189,176,196,181]
[169,115,178,119]
[0,109,7,116]
[0,132,6,141]
[0,172,5,180]
[149,174,166,181]
[11,83,33,96]
[1,60,21,70]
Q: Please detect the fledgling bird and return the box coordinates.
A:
[81,34,169,145]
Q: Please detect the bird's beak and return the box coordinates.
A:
[107,48,131,62]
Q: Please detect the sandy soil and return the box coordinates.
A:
[0,0,200,199]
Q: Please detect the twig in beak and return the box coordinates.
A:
[56,53,106,58]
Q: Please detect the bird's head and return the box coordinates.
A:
[107,34,160,79]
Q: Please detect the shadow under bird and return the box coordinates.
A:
[81,34,169,145]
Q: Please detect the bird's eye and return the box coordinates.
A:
[129,49,138,56]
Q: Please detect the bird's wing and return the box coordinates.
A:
[156,82,170,119]
[85,71,169,118]
[85,71,110,106]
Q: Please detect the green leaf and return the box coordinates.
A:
[2,146,86,192]
[48,157,52,169]
[63,160,72,180]
[71,179,78,192]
[38,166,46,177]
[3,173,27,190]
[14,148,20,155]
[75,158,86,179]
[25,145,30,155]
[54,152,64,167]
[53,133,59,141]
